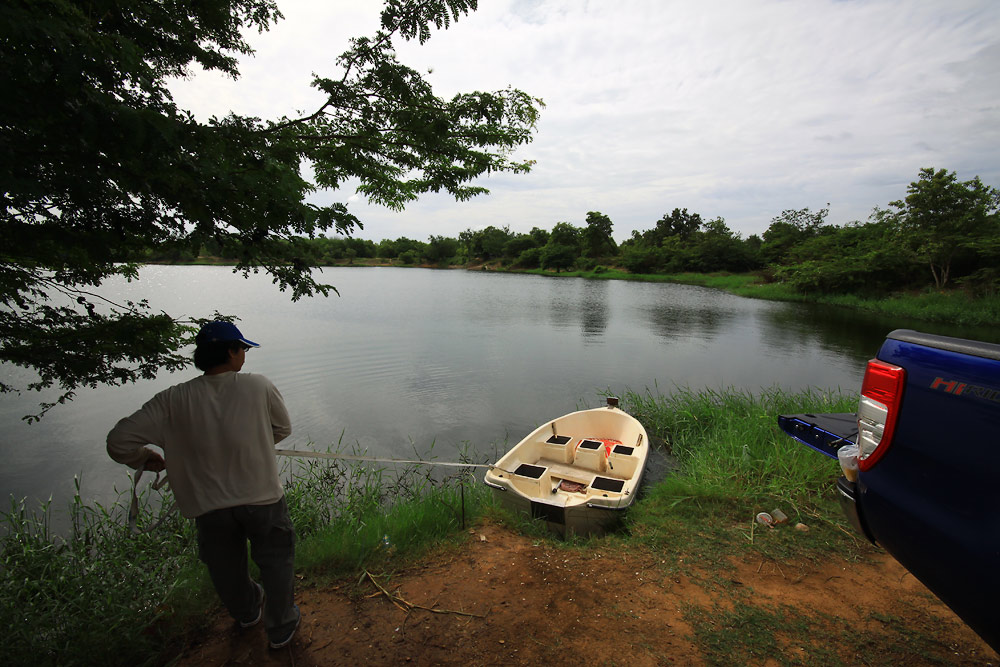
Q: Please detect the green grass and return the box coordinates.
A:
[0,479,206,667]
[655,275,1000,327]
[616,387,866,571]
[813,290,1000,327]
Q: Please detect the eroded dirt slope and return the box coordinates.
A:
[176,521,997,666]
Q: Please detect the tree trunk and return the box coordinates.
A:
[930,263,942,289]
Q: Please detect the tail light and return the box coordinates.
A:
[856,359,906,471]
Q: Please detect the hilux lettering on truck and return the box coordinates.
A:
[930,377,1000,403]
[778,329,1000,652]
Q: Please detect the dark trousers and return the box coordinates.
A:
[195,497,299,639]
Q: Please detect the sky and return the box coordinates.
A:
[169,0,1000,244]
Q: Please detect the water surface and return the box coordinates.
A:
[0,265,985,513]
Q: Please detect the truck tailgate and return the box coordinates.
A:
[777,412,857,459]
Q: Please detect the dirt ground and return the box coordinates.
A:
[176,520,997,666]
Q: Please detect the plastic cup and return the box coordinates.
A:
[838,444,859,482]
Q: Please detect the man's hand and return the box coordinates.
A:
[143,450,166,472]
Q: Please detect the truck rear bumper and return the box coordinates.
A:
[836,476,875,544]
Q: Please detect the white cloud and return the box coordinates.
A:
[169,0,1000,242]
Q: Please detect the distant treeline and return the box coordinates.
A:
[146,168,1000,297]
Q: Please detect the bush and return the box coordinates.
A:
[777,245,918,296]
[540,244,576,272]
[959,267,1000,297]
[620,244,664,273]
[515,247,541,268]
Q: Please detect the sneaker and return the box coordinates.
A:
[268,607,301,649]
[239,582,265,629]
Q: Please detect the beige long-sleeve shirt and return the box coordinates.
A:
[107,371,292,518]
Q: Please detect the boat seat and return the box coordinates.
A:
[574,439,608,474]
[537,459,596,486]
[544,434,576,464]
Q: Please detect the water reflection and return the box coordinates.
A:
[639,284,735,342]
[760,299,1000,363]
[545,279,578,332]
[757,303,886,361]
[580,280,609,339]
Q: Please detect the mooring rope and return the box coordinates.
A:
[128,449,509,534]
[274,448,497,469]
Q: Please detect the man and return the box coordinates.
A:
[107,320,300,649]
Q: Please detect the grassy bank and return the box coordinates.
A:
[0,387,865,666]
[510,266,1000,327]
[618,386,862,568]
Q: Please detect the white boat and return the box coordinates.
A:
[484,398,649,537]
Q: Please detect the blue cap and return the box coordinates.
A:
[195,321,259,347]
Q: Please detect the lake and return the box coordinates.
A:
[0,265,989,515]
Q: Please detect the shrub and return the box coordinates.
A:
[620,244,664,273]
[514,247,541,268]
[540,244,576,272]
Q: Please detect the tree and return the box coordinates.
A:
[0,0,541,418]
[620,244,664,274]
[582,211,616,257]
[889,168,1000,289]
[686,217,757,273]
[503,233,539,259]
[539,244,576,273]
[760,207,829,264]
[538,222,580,273]
[548,222,581,249]
[515,247,542,268]
[424,235,459,264]
[390,237,425,260]
[775,219,917,295]
[377,238,401,260]
[528,226,550,246]
[463,225,513,261]
[645,208,702,245]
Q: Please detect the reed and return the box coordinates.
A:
[618,386,861,564]
[282,443,490,574]
[627,385,850,498]
[0,478,202,667]
[817,290,1000,327]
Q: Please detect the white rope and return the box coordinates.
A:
[127,449,506,534]
[274,448,496,469]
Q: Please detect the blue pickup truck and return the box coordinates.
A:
[779,329,1000,651]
